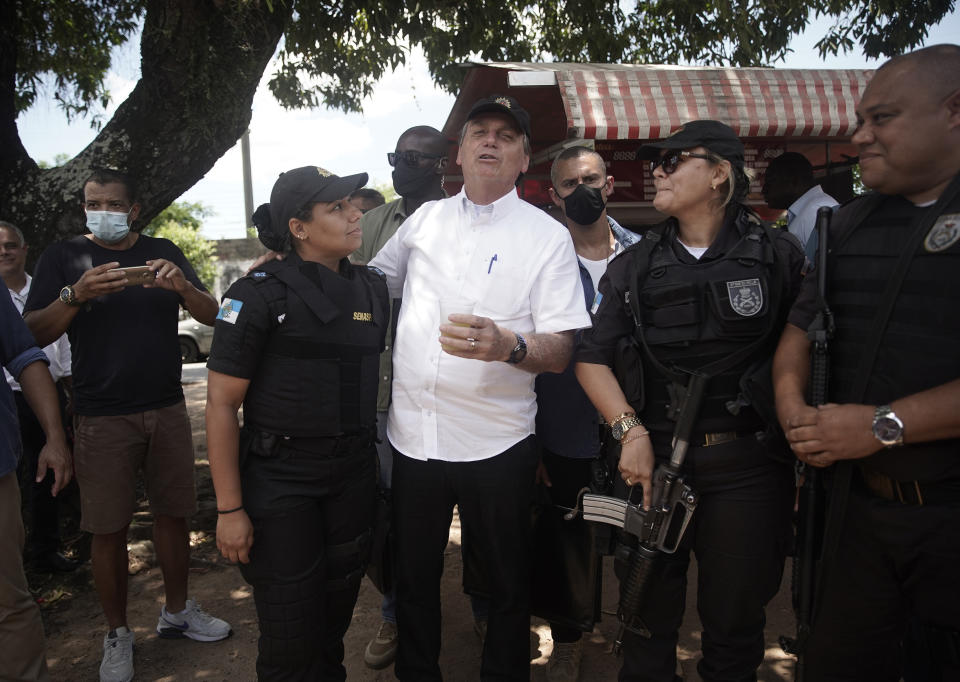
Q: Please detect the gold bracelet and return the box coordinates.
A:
[620,429,649,446]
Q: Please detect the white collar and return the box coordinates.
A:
[788,185,834,218]
[7,272,31,298]
[459,187,520,223]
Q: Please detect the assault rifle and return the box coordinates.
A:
[779,206,834,680]
[578,371,706,653]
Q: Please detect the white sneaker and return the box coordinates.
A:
[156,599,232,642]
[100,626,134,682]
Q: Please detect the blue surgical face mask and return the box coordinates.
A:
[86,210,130,243]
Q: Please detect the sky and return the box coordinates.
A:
[16,12,960,240]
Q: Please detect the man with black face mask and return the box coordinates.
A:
[353,126,448,266]
[351,125,449,670]
[548,146,639,290]
[536,146,639,682]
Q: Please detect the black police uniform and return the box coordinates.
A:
[786,181,960,681]
[207,252,389,681]
[577,206,804,682]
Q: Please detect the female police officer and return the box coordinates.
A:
[575,121,805,681]
[205,166,388,680]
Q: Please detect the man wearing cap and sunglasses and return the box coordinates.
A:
[369,96,590,680]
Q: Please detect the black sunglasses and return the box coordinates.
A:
[650,150,718,175]
[387,150,443,167]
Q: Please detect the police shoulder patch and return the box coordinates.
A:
[923,213,960,253]
[727,278,763,317]
[217,298,243,324]
[366,265,386,278]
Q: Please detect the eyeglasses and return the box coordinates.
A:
[387,150,443,167]
[650,151,718,175]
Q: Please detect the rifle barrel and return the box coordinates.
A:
[788,205,834,681]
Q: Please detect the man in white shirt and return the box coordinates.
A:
[370,95,590,680]
[0,220,77,573]
[762,152,838,259]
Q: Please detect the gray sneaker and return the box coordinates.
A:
[364,620,398,669]
[545,639,583,682]
[100,626,134,682]
[157,599,232,642]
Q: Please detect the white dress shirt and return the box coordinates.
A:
[371,188,590,462]
[4,274,72,391]
[787,184,839,248]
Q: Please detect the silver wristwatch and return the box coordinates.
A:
[871,404,904,447]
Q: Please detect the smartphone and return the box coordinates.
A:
[110,266,155,286]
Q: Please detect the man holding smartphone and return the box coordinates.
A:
[24,168,230,682]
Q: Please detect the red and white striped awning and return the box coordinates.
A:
[551,65,872,140]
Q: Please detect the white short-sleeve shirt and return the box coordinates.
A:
[4,274,72,391]
[787,184,839,247]
[370,188,591,462]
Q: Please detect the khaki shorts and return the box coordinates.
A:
[74,400,197,534]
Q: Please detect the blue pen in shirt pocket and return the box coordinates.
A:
[487,253,498,274]
[591,291,603,314]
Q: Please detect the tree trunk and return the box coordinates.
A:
[0,0,290,259]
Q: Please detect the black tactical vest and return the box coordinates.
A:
[633,214,785,433]
[242,258,389,438]
[826,188,960,482]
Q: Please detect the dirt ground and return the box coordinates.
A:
[31,368,798,681]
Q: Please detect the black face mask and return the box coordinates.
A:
[562,183,606,226]
[392,161,438,198]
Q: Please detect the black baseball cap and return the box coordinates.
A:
[637,120,744,165]
[268,166,368,231]
[466,94,532,142]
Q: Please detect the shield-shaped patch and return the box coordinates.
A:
[727,278,763,317]
[923,213,960,253]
